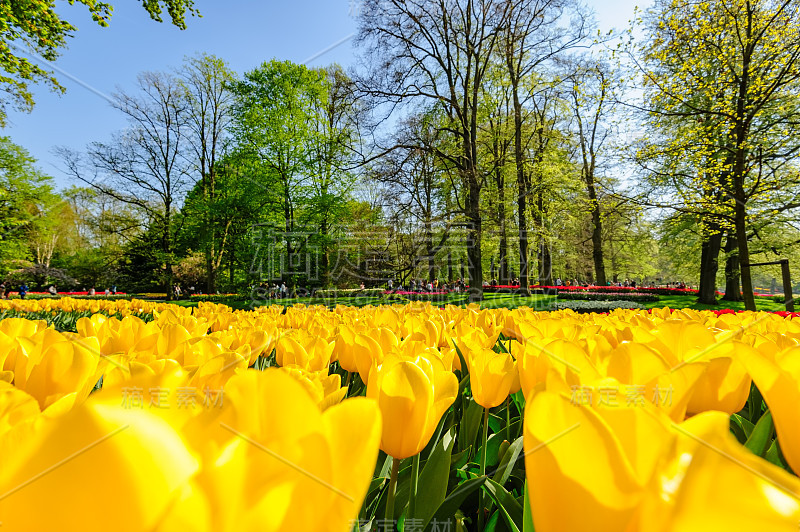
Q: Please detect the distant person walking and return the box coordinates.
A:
[19,283,29,299]
[0,281,6,299]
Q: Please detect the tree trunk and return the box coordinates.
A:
[494,144,509,285]
[538,240,552,285]
[164,207,174,301]
[320,217,330,288]
[722,232,741,301]
[499,234,508,284]
[511,90,530,294]
[467,217,483,301]
[448,252,453,283]
[735,199,756,310]
[229,249,235,286]
[206,254,216,294]
[205,167,217,295]
[697,223,723,305]
[284,178,294,288]
[586,181,606,286]
[426,221,435,283]
[466,169,483,301]
[733,23,755,311]
[536,192,552,285]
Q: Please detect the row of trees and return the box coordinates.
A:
[2,0,800,308]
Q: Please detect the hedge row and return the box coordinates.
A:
[312,288,386,298]
[535,285,699,296]
[550,300,646,313]
[556,292,660,303]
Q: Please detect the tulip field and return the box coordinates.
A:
[2,298,800,531]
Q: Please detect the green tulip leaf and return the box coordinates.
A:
[745,409,774,458]
[452,339,470,378]
[765,438,792,471]
[414,428,456,528]
[729,414,754,444]
[488,412,502,433]
[747,384,765,424]
[482,478,523,532]
[484,510,501,531]
[423,476,487,532]
[522,481,535,532]
[512,391,526,416]
[492,436,524,486]
[483,433,503,468]
[461,399,484,456]
[451,447,471,469]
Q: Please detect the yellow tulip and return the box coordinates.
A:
[0,396,199,532]
[524,388,800,532]
[464,346,518,408]
[353,332,384,383]
[524,389,657,531]
[11,330,105,409]
[170,369,381,532]
[275,335,332,373]
[632,412,800,531]
[280,366,348,410]
[684,342,752,415]
[332,325,358,372]
[0,381,40,438]
[367,353,457,459]
[0,317,48,338]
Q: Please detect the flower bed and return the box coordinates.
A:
[537,284,699,296]
[550,299,646,312]
[1,299,799,529]
[313,288,386,298]
[556,292,660,302]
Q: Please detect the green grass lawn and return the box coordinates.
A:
[648,295,789,312]
[169,292,793,312]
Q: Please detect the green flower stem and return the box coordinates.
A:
[408,452,420,521]
[506,396,511,441]
[344,371,352,396]
[385,457,400,531]
[479,406,489,530]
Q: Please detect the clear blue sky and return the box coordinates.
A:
[5,0,646,188]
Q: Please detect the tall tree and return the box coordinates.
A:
[639,0,800,310]
[357,0,509,300]
[308,65,364,287]
[229,60,327,288]
[0,136,57,274]
[480,69,514,284]
[374,112,454,284]
[501,0,589,293]
[569,59,616,286]
[60,71,191,299]
[179,54,235,293]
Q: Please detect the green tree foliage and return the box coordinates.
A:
[637,0,800,309]
[228,60,358,289]
[0,136,58,275]
[0,0,198,124]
